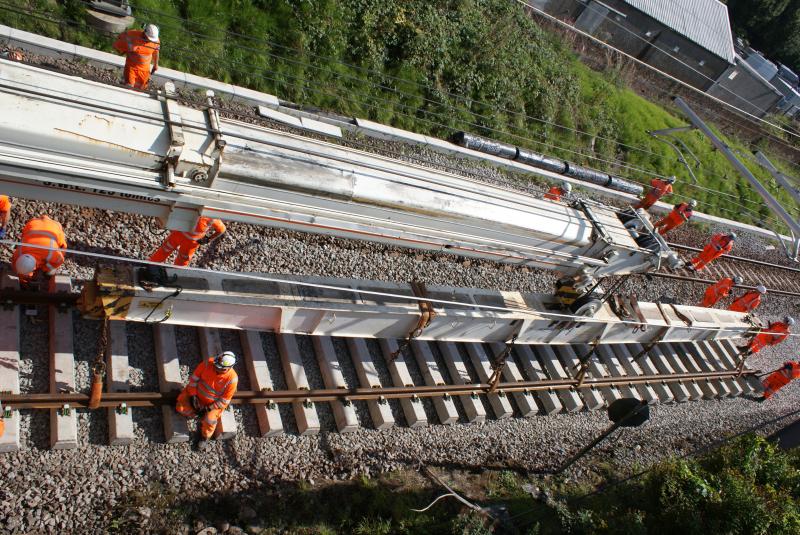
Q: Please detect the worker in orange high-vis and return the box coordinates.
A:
[633,176,675,210]
[653,199,695,235]
[148,216,226,267]
[11,215,67,286]
[728,284,766,313]
[113,24,160,90]
[544,182,572,202]
[739,316,794,356]
[0,195,10,238]
[761,361,800,400]
[176,351,238,449]
[699,275,742,308]
[688,232,735,271]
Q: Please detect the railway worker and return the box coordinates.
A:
[761,360,800,400]
[0,194,10,238]
[544,182,572,202]
[728,285,766,313]
[688,232,736,271]
[113,24,160,90]
[11,215,67,286]
[739,316,794,357]
[633,175,675,210]
[699,275,742,308]
[175,351,238,449]
[148,216,226,267]
[653,199,696,235]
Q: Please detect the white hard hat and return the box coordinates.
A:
[144,24,159,42]
[756,285,767,294]
[785,316,795,326]
[728,232,737,240]
[214,351,236,370]
[14,253,36,276]
[733,276,743,285]
[562,182,572,193]
[666,175,677,184]
[688,199,697,208]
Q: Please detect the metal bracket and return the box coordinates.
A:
[116,402,128,415]
[59,404,71,416]
[161,82,185,188]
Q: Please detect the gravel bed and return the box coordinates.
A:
[0,50,799,533]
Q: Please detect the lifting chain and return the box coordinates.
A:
[488,333,518,393]
[88,316,109,410]
[389,282,435,362]
[574,338,601,387]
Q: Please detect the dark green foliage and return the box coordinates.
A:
[728,0,800,71]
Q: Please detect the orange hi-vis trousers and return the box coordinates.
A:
[149,231,200,266]
[175,389,226,439]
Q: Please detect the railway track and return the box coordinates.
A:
[654,242,800,298]
[0,275,763,453]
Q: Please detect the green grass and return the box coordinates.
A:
[2,0,798,230]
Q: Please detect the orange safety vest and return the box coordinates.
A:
[18,216,67,273]
[701,277,734,307]
[749,322,791,353]
[729,291,762,313]
[762,361,800,398]
[0,195,10,214]
[649,179,673,198]
[544,185,564,201]
[186,358,238,410]
[709,233,733,253]
[179,217,227,243]
[114,29,160,67]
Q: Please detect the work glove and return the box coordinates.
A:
[0,227,5,239]
[190,395,201,411]
[151,65,158,74]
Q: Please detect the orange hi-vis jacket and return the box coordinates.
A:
[654,202,692,234]
[748,321,791,354]
[149,216,226,266]
[180,217,226,242]
[700,277,735,307]
[762,361,800,399]
[635,178,673,210]
[691,233,733,270]
[728,290,762,313]
[113,29,160,89]
[186,357,238,411]
[11,215,67,277]
[0,195,10,216]
[544,185,566,202]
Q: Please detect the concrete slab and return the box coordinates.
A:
[673,342,723,399]
[488,343,537,417]
[609,345,660,404]
[513,345,562,415]
[276,334,320,435]
[300,116,343,138]
[311,337,358,432]
[258,106,303,128]
[346,338,394,430]
[410,340,458,425]
[621,344,675,403]
[153,325,190,443]
[595,345,641,401]
[197,328,237,440]
[531,345,584,412]
[0,273,20,452]
[48,276,77,449]
[464,344,513,419]
[695,342,743,396]
[714,339,762,394]
[552,345,606,410]
[436,342,486,424]
[105,321,134,446]
[683,342,733,398]
[379,339,427,428]
[652,344,704,400]
[239,330,283,436]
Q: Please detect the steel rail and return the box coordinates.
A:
[0,369,756,409]
[648,271,800,298]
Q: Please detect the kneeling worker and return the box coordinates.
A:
[544,182,572,202]
[0,194,11,238]
[149,216,226,266]
[11,215,67,286]
[653,199,695,235]
[176,351,238,449]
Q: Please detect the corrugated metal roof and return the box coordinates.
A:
[623,0,735,63]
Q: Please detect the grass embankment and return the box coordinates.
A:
[1,0,798,229]
[109,435,800,534]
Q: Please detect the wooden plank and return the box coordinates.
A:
[312,337,358,432]
[410,340,458,424]
[106,321,134,445]
[436,342,486,423]
[0,273,20,452]
[513,345,562,415]
[276,333,320,435]
[153,324,190,443]
[464,344,513,419]
[379,339,427,427]
[239,330,283,436]
[48,276,77,449]
[346,338,394,430]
